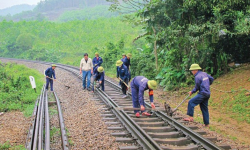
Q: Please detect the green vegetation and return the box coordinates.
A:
[0,62,44,113]
[109,0,250,90]
[0,142,25,150]
[57,5,119,22]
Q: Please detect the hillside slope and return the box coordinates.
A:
[157,64,250,147]
[0,4,35,16]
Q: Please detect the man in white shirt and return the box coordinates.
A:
[80,53,93,91]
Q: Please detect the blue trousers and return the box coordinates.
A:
[187,93,210,125]
[45,78,53,91]
[131,81,145,114]
[82,70,91,88]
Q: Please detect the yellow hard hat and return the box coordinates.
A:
[95,52,99,55]
[116,60,123,66]
[51,64,57,67]
[148,80,157,90]
[189,64,202,71]
[97,66,104,73]
[127,53,132,58]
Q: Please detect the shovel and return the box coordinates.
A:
[118,77,130,89]
[46,76,70,89]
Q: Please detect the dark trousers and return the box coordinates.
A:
[92,76,105,91]
[131,81,146,114]
[187,93,210,125]
[120,78,128,95]
[45,78,53,91]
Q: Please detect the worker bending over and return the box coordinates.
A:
[92,66,105,91]
[130,76,157,118]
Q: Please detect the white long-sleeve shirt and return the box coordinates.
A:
[80,58,93,71]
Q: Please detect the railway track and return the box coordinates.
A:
[25,85,69,150]
[1,58,231,150]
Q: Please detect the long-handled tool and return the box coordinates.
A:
[118,77,130,89]
[165,95,190,116]
[46,76,70,89]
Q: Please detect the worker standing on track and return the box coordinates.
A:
[92,52,103,70]
[130,76,157,118]
[183,64,214,127]
[45,64,56,91]
[80,53,93,91]
[116,60,129,98]
[92,66,105,92]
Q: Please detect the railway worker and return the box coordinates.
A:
[80,53,93,91]
[116,60,129,98]
[92,52,103,70]
[130,76,157,118]
[121,53,126,62]
[184,64,214,127]
[92,66,105,92]
[45,64,56,91]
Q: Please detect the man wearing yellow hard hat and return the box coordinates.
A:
[130,76,157,118]
[116,60,129,98]
[45,64,57,91]
[184,64,214,127]
[92,66,105,92]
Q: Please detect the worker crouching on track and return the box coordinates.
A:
[130,76,157,118]
[92,66,105,92]
[184,64,214,127]
[116,60,129,98]
[45,64,56,91]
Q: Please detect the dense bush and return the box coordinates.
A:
[0,62,44,112]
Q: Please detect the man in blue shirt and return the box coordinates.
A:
[116,60,128,98]
[184,64,214,127]
[92,66,105,92]
[92,52,103,70]
[45,64,56,91]
[130,76,157,118]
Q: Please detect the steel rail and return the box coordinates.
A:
[32,85,45,150]
[96,88,160,150]
[25,96,39,150]
[38,85,45,150]
[104,79,223,150]
[53,92,69,150]
[44,91,50,149]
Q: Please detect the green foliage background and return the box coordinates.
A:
[0,61,44,114]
